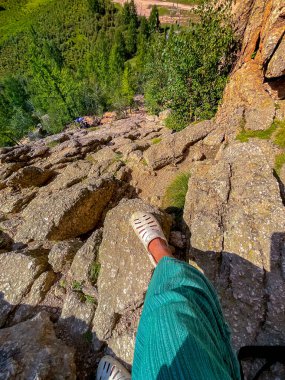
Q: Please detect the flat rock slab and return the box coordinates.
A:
[144,120,213,170]
[15,176,117,242]
[92,198,171,364]
[0,312,76,380]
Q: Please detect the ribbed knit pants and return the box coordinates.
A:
[132,257,241,380]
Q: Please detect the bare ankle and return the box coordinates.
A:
[148,238,174,263]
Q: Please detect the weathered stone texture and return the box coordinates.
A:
[144,120,213,169]
[0,249,48,327]
[266,35,285,78]
[6,166,54,188]
[68,229,102,285]
[184,143,285,348]
[15,176,117,242]
[214,0,285,138]
[0,312,76,380]
[92,199,171,364]
[58,291,95,343]
[48,239,83,273]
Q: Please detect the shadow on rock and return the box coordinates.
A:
[180,223,285,380]
[0,292,103,380]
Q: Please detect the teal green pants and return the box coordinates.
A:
[132,257,241,380]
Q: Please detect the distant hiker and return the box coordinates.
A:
[75,117,88,128]
[96,213,241,380]
[75,116,100,129]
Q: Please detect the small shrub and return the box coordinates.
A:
[275,153,285,175]
[165,111,189,132]
[90,261,101,284]
[144,0,237,129]
[163,172,191,209]
[151,137,162,144]
[72,280,82,291]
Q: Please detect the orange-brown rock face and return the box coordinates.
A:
[216,0,285,136]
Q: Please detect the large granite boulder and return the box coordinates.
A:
[11,271,56,325]
[46,160,92,191]
[6,166,54,188]
[92,198,171,364]
[0,312,76,379]
[15,176,117,242]
[144,120,213,170]
[184,142,285,349]
[0,249,48,326]
[48,239,83,273]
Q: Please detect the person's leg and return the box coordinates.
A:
[148,237,174,263]
[132,241,241,380]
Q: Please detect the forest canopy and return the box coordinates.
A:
[0,0,237,146]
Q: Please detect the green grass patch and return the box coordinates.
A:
[151,137,162,144]
[114,152,123,161]
[236,123,278,143]
[163,172,190,209]
[84,294,96,304]
[46,140,60,148]
[275,152,285,175]
[88,126,100,132]
[59,279,67,288]
[72,280,82,291]
[90,261,101,284]
[85,154,97,163]
[273,120,285,148]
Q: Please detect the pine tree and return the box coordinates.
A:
[108,30,126,79]
[125,18,137,56]
[149,5,160,33]
[129,0,138,27]
[121,63,135,106]
[88,0,106,15]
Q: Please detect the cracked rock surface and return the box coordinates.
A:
[92,198,171,364]
[184,143,285,349]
